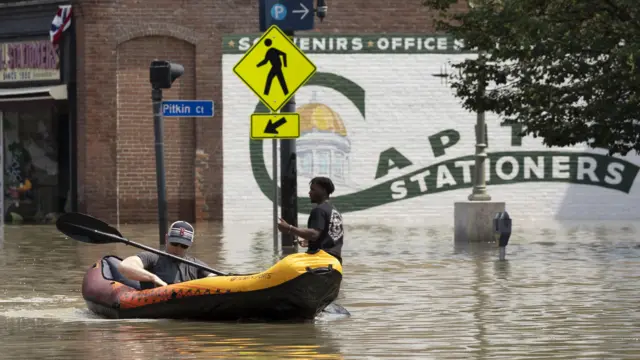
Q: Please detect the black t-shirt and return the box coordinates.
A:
[136,251,212,289]
[306,202,344,263]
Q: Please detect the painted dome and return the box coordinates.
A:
[298,103,347,137]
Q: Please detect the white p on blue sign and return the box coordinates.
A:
[270,4,287,20]
[162,100,214,117]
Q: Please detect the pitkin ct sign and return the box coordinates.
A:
[0,39,60,83]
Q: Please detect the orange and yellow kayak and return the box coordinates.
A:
[81,250,342,321]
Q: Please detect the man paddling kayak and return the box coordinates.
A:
[118,220,216,288]
[277,176,344,264]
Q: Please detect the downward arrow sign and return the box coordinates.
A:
[264,117,287,134]
[292,3,309,19]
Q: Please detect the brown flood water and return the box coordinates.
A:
[0,220,639,359]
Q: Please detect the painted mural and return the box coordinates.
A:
[222,34,640,225]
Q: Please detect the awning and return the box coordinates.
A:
[0,84,67,102]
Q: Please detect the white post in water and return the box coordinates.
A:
[454,55,505,243]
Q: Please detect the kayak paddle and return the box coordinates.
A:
[56,212,228,276]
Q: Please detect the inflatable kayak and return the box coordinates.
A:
[81,250,342,321]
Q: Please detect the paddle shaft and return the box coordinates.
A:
[77,224,227,276]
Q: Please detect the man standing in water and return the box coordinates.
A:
[277,176,344,264]
[256,38,289,96]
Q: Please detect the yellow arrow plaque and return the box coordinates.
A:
[250,113,300,139]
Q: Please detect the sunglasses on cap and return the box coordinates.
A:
[170,242,189,249]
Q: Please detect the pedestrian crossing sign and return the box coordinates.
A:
[232,25,317,112]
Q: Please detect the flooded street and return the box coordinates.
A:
[0,220,639,359]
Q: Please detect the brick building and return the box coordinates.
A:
[0,0,465,224]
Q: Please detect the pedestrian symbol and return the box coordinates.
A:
[233,25,317,112]
[257,38,289,96]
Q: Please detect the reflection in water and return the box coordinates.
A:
[471,255,489,360]
[493,260,511,281]
[83,322,344,359]
[0,221,640,359]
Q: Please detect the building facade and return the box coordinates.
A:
[0,0,452,224]
[222,34,640,225]
[0,0,77,224]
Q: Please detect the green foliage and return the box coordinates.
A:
[422,0,640,155]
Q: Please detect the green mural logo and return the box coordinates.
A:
[249,72,640,214]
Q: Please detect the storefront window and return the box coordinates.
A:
[1,104,62,223]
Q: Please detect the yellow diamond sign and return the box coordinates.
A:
[233,25,317,112]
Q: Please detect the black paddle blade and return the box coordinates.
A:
[56,212,124,244]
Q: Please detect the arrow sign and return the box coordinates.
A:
[264,117,287,134]
[250,113,300,140]
[292,3,309,19]
[259,0,315,32]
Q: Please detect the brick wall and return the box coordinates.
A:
[74,0,465,223]
[115,36,196,222]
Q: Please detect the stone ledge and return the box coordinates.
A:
[454,201,506,243]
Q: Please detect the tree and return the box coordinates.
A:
[422,0,640,156]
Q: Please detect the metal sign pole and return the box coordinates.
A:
[235,10,321,252]
[152,87,168,248]
[149,60,184,248]
[0,111,4,242]
[272,138,278,251]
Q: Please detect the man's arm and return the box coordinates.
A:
[289,226,319,241]
[117,253,166,286]
[280,51,287,67]
[196,259,217,278]
[288,208,325,241]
